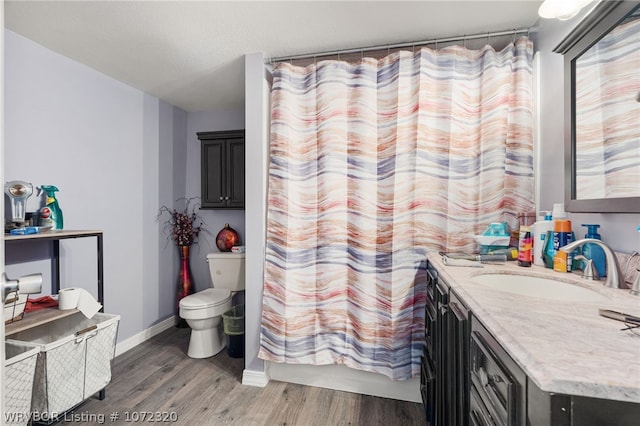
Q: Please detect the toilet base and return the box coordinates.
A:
[187,323,226,359]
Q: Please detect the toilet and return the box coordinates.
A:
[179,252,245,358]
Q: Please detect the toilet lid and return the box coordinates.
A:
[179,288,231,309]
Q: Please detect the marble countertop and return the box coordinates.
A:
[427,253,640,403]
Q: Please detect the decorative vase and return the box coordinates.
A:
[216,223,240,252]
[176,245,195,328]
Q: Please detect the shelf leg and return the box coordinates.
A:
[52,240,60,294]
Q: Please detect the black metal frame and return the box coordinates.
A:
[6,230,106,406]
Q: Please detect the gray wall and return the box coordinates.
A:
[533,12,640,252]
[244,52,269,375]
[4,29,184,341]
[4,29,247,342]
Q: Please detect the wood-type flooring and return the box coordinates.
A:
[54,325,426,425]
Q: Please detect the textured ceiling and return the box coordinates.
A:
[5,1,544,112]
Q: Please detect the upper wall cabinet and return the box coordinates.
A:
[198,130,245,209]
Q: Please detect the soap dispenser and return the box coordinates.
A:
[581,224,606,277]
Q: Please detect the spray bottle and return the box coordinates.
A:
[39,185,64,229]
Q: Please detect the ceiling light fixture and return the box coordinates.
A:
[538,0,594,20]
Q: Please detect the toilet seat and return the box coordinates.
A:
[179,288,231,310]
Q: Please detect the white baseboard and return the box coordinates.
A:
[267,362,421,403]
[115,316,175,357]
[242,368,270,387]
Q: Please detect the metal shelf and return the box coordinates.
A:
[5,229,104,333]
[5,308,79,336]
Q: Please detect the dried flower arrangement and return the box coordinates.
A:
[157,197,207,247]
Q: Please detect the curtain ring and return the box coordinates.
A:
[487,32,491,46]
[513,29,517,44]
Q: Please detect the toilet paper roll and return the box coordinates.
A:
[58,287,102,318]
[58,288,80,310]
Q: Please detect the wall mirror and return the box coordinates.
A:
[555,1,640,213]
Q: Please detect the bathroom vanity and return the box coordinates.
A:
[421,253,640,426]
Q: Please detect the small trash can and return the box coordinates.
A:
[222,304,244,358]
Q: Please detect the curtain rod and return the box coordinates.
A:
[266,28,530,64]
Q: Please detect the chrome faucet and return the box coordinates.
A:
[560,239,625,289]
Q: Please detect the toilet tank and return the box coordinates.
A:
[206,252,245,291]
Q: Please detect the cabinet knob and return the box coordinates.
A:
[219,196,224,201]
[225,196,230,200]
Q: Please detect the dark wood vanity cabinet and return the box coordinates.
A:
[198,130,245,209]
[423,259,640,426]
[422,261,470,426]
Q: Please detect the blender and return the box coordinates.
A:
[4,180,33,232]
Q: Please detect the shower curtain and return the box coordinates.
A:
[260,38,534,380]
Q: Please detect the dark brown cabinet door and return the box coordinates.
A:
[198,130,245,209]
[226,138,245,208]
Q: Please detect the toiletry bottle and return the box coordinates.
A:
[511,212,536,248]
[552,219,574,272]
[542,229,555,268]
[542,203,571,269]
[39,185,64,229]
[553,219,572,252]
[552,203,566,221]
[533,211,553,267]
[581,224,606,277]
[553,250,569,272]
[553,219,573,272]
[517,225,533,267]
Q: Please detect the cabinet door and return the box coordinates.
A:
[448,290,470,426]
[201,140,226,208]
[421,352,437,425]
[423,261,439,425]
[225,138,245,208]
[470,316,526,426]
[435,280,449,426]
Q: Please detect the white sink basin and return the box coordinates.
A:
[471,273,606,302]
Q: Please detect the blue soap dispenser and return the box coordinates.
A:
[581,224,606,277]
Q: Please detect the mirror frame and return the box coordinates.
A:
[554,0,640,213]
